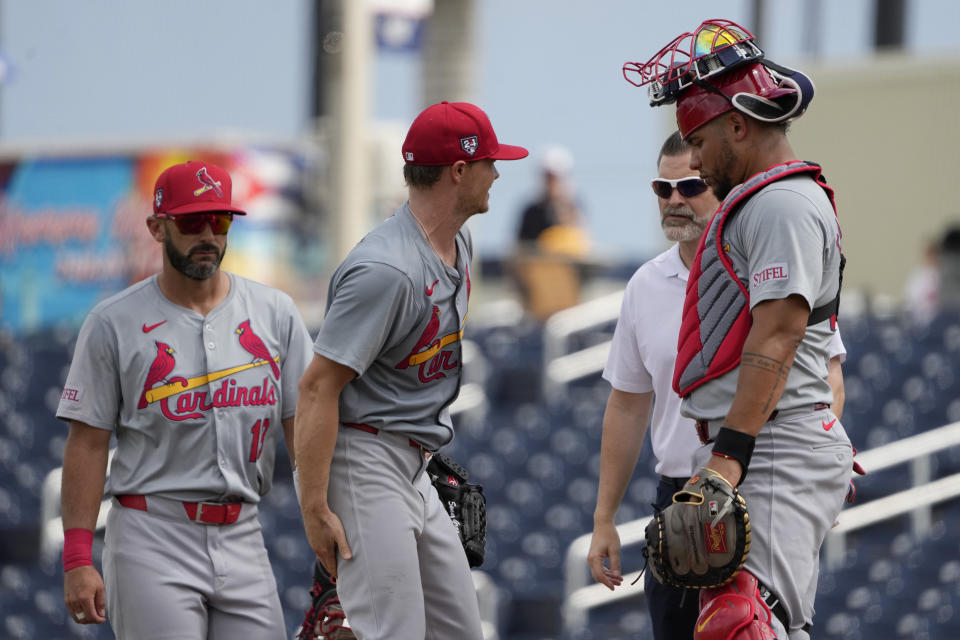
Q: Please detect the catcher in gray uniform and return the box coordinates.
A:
[626,20,853,639]
[295,101,527,639]
[57,160,313,638]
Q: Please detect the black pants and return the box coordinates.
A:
[644,475,700,640]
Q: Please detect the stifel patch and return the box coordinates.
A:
[752,262,789,289]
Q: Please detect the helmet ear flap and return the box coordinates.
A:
[729,66,815,124]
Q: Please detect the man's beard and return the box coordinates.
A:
[707,142,738,201]
[661,205,708,243]
[165,236,225,280]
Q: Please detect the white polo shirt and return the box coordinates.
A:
[602,243,846,478]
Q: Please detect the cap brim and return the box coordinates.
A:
[489,144,529,161]
[163,202,248,216]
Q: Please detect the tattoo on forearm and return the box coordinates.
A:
[741,353,785,375]
[741,352,789,413]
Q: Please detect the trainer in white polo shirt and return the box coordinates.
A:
[586,131,846,640]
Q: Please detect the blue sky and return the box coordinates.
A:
[3,0,959,261]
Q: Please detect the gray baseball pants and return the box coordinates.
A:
[328,425,483,640]
[102,495,285,639]
[695,406,853,639]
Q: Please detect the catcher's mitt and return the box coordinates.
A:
[297,561,355,640]
[427,453,486,567]
[644,467,750,589]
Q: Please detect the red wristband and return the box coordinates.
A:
[711,451,736,461]
[63,528,95,572]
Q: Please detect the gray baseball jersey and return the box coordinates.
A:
[57,273,313,503]
[681,175,843,421]
[313,202,472,451]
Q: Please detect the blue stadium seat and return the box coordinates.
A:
[820,610,868,639]
[486,504,523,545]
[513,403,553,444]
[549,427,590,467]
[526,452,567,492]
[521,531,563,572]
[893,612,932,639]
[496,555,539,595]
[543,503,584,535]
[566,476,598,516]
[490,426,532,466]
[466,452,507,494]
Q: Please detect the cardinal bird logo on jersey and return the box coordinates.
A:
[138,341,176,409]
[194,166,223,197]
[395,305,461,383]
[396,306,440,372]
[236,320,281,380]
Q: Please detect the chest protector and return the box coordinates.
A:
[672,161,840,397]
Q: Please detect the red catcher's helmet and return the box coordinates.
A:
[675,60,811,137]
[623,19,814,137]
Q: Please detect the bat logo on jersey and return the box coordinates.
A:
[236,320,281,380]
[460,136,478,156]
[193,166,223,198]
[395,305,462,383]
[137,325,280,420]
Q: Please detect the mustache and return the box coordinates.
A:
[661,205,695,220]
[189,244,221,256]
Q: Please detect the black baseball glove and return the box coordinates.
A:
[298,561,355,640]
[643,467,751,589]
[427,453,486,567]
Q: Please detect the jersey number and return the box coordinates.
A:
[249,418,271,462]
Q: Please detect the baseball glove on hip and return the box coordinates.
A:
[427,453,486,567]
[644,467,750,589]
[298,561,355,640]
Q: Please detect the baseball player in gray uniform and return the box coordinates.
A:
[587,131,849,640]
[57,160,312,638]
[295,101,527,639]
[627,20,852,639]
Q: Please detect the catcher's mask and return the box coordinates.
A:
[623,19,814,137]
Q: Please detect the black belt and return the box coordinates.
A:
[758,580,812,634]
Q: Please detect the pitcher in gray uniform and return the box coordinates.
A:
[57,160,313,638]
[627,20,852,639]
[295,101,527,639]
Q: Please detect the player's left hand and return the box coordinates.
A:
[643,468,751,589]
[587,520,624,590]
[303,504,353,579]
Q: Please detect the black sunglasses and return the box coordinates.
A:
[155,212,233,235]
[651,177,709,199]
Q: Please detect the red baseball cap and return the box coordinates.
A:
[152,160,247,216]
[402,101,529,166]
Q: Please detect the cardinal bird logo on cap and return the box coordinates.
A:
[236,320,280,380]
[460,136,478,155]
[194,166,223,197]
[139,341,176,409]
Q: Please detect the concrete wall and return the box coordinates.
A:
[790,54,960,301]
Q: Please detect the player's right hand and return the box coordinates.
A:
[303,505,353,579]
[587,520,623,590]
[64,565,106,624]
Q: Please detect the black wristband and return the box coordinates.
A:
[712,427,756,485]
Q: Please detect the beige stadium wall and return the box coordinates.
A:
[790,54,960,303]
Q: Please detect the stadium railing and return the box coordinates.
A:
[559,420,960,635]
